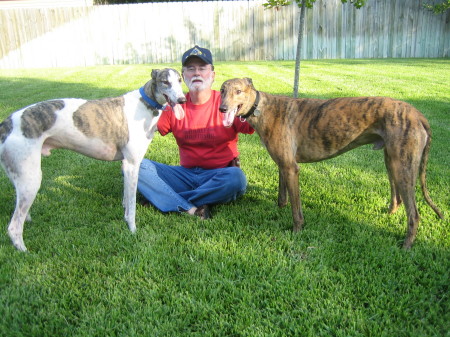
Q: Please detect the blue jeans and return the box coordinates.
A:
[137,159,248,212]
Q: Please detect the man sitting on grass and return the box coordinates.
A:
[137,45,254,219]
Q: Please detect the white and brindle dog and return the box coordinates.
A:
[0,68,186,251]
[219,78,443,249]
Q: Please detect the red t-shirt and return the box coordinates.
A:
[157,90,254,169]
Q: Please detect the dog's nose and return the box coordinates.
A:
[178,97,187,104]
[219,106,227,113]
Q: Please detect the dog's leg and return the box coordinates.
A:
[122,159,139,233]
[384,149,402,214]
[7,154,42,252]
[385,161,419,249]
[386,139,423,249]
[277,169,288,208]
[280,162,304,232]
[399,181,420,250]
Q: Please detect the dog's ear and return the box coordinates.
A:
[244,77,254,89]
[151,69,159,79]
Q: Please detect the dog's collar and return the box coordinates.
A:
[240,91,260,119]
[139,86,164,110]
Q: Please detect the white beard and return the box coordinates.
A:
[185,73,214,92]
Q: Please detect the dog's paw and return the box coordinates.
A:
[128,223,137,234]
[9,234,27,252]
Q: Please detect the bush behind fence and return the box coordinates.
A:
[0,0,449,69]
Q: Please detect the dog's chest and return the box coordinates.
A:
[124,97,161,141]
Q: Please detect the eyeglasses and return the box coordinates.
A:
[183,65,212,73]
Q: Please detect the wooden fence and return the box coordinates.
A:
[0,0,449,69]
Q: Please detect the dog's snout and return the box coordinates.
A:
[219,106,227,113]
[178,97,187,104]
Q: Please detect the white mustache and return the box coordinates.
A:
[189,76,203,84]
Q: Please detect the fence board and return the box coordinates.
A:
[0,0,448,69]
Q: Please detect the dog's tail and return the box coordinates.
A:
[419,117,444,219]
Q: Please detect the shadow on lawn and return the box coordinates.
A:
[242,176,442,239]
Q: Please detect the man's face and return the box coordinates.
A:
[182,58,215,92]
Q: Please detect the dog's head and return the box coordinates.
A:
[150,68,187,108]
[219,78,257,128]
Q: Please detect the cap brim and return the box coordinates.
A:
[182,55,212,66]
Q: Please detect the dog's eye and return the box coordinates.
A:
[236,90,242,94]
[163,81,170,86]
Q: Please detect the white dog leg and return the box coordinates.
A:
[122,159,139,233]
[8,207,30,252]
[8,168,42,252]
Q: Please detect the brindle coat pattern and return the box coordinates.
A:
[21,100,64,138]
[0,116,13,143]
[73,97,128,160]
[219,78,443,249]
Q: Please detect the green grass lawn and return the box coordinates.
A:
[0,59,449,336]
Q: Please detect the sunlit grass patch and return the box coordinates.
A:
[0,59,448,336]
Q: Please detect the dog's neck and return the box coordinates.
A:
[240,90,261,119]
[140,80,164,112]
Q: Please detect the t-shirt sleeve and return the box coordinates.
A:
[233,118,255,134]
[157,108,173,136]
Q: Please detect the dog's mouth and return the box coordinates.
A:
[163,94,174,107]
[222,104,242,128]
[164,94,186,120]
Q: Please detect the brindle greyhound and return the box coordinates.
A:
[0,68,186,251]
[219,78,443,249]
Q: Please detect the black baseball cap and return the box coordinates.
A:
[182,45,213,66]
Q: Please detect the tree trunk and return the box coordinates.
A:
[293,0,307,98]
